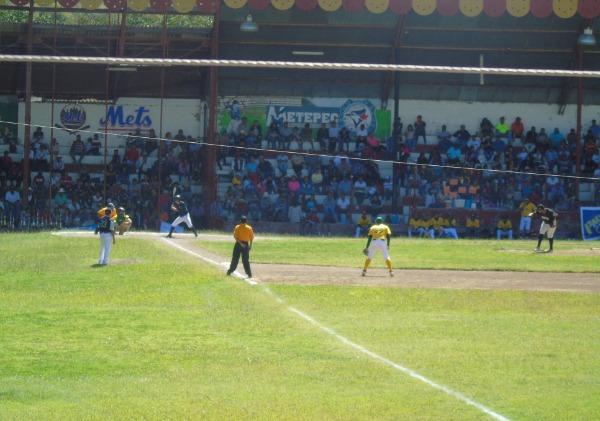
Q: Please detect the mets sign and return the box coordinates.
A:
[57,104,89,134]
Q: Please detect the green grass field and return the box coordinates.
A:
[1,233,600,420]
[200,237,600,272]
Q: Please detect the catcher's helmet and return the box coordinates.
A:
[537,204,545,210]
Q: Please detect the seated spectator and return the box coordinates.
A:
[356,123,368,151]
[437,124,452,151]
[536,128,550,151]
[511,117,524,139]
[495,117,509,137]
[453,124,471,146]
[355,210,371,238]
[53,155,65,173]
[336,193,351,224]
[441,214,459,239]
[497,217,513,240]
[0,150,12,173]
[465,213,480,238]
[291,154,304,176]
[447,144,462,165]
[69,135,86,164]
[408,216,422,238]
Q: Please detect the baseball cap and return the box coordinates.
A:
[375,217,383,223]
[240,215,247,223]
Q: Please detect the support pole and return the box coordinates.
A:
[392,71,400,216]
[23,1,34,207]
[103,13,111,201]
[157,13,167,224]
[48,0,57,214]
[575,47,583,204]
[203,5,220,227]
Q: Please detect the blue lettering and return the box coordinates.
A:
[100,105,125,126]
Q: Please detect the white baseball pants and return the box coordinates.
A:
[171,213,193,228]
[540,222,557,238]
[99,233,112,265]
[368,239,389,260]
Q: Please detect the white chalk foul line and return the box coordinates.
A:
[160,238,257,285]
[160,237,510,421]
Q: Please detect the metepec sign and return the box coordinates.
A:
[266,99,376,134]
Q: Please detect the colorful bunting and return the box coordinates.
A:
[318,0,341,11]
[506,0,530,17]
[389,0,412,14]
[484,0,506,16]
[553,0,578,17]
[578,0,600,18]
[343,0,364,12]
[459,0,483,16]
[248,0,269,9]
[365,0,389,13]
[413,0,437,15]
[437,0,460,15]
[531,0,553,17]
[296,0,318,10]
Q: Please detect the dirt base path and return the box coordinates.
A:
[54,232,600,293]
[171,238,600,293]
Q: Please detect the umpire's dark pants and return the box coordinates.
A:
[228,241,252,277]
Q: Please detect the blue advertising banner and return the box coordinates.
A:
[580,207,600,241]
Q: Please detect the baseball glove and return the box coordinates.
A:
[362,248,369,256]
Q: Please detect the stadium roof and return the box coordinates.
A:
[0,3,598,104]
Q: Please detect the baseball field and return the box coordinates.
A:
[1,232,600,420]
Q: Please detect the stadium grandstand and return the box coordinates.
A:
[0,0,599,237]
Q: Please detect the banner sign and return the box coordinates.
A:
[580,207,600,241]
[266,99,377,135]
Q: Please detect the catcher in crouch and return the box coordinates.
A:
[362,216,393,277]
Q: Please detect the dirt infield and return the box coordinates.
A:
[174,238,600,293]
[54,232,600,293]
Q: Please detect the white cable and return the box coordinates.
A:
[1,54,600,78]
[3,120,599,182]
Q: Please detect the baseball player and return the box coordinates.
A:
[97,202,117,220]
[166,195,198,238]
[95,208,115,265]
[362,216,393,277]
[530,204,558,253]
[227,215,254,278]
[517,198,536,237]
[115,206,132,235]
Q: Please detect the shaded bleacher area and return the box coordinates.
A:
[0,127,204,229]
[215,115,599,237]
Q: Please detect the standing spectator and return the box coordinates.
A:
[517,198,536,237]
[589,119,600,140]
[549,128,565,149]
[316,123,328,151]
[279,121,292,150]
[69,135,86,164]
[4,184,21,224]
[437,125,452,151]
[414,115,427,145]
[300,123,313,149]
[510,117,524,140]
[336,193,351,224]
[495,117,509,137]
[497,217,513,240]
[328,120,340,153]
[266,122,280,150]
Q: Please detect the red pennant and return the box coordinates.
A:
[483,0,506,17]
[530,0,553,18]
[437,0,459,16]
[389,0,411,15]
[578,0,600,18]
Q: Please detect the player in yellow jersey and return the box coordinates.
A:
[362,216,393,277]
[97,202,117,220]
[226,215,255,279]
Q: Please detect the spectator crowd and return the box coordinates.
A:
[1,112,599,236]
